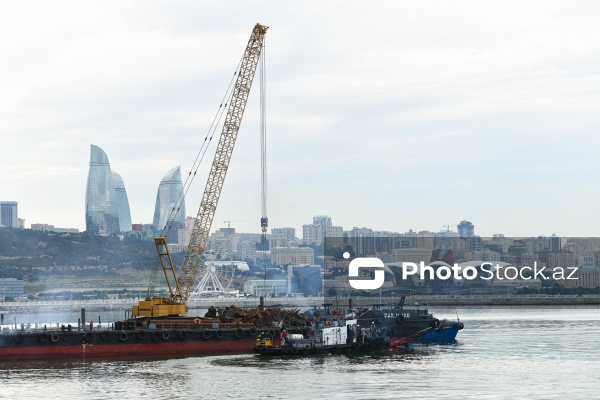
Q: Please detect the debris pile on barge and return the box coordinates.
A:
[205,305,313,328]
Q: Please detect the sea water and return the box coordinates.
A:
[0,306,599,399]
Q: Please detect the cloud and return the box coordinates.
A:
[2,1,600,237]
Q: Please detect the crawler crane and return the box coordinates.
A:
[133,23,268,317]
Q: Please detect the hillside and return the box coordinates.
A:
[0,229,184,295]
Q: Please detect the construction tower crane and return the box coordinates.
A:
[133,23,268,317]
[223,220,250,229]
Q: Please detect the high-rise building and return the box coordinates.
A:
[302,224,323,245]
[303,215,343,246]
[0,202,18,228]
[549,235,561,252]
[85,145,120,235]
[271,227,296,243]
[458,220,474,238]
[313,215,332,227]
[153,166,186,232]
[237,240,257,262]
[346,227,375,256]
[112,172,132,232]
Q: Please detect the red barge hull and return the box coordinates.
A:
[0,328,257,361]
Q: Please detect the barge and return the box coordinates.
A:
[0,317,258,360]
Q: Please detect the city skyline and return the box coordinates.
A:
[2,2,600,237]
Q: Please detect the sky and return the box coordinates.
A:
[2,1,600,237]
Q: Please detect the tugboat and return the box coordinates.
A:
[254,318,386,355]
[254,298,440,355]
[356,296,438,347]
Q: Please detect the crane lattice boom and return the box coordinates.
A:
[179,23,268,302]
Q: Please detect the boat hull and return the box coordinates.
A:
[357,308,436,347]
[414,321,464,343]
[0,328,257,360]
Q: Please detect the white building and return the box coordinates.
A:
[271,227,296,243]
[177,217,197,247]
[236,240,256,262]
[303,224,322,245]
[272,247,314,265]
[325,226,344,248]
[270,235,288,250]
[303,215,343,246]
[243,279,287,297]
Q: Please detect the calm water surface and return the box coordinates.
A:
[1,306,599,399]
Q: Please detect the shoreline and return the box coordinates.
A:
[2,294,600,313]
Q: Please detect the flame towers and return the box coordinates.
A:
[85,144,132,234]
[113,172,132,233]
[153,166,186,232]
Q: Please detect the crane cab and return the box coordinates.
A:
[133,297,188,317]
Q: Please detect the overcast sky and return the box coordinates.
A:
[2,1,600,237]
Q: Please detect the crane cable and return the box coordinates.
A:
[259,38,268,284]
[260,39,267,225]
[147,55,245,299]
[161,57,244,237]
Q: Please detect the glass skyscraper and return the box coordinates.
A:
[458,220,475,238]
[0,201,18,228]
[153,166,186,233]
[85,144,120,235]
[112,172,132,233]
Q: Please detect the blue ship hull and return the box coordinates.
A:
[414,321,464,343]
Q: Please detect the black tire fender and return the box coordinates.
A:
[39,333,49,343]
[15,333,24,344]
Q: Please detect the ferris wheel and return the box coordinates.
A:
[188,261,238,298]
